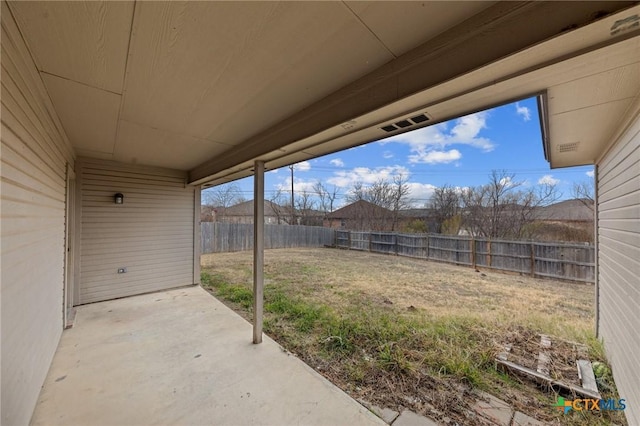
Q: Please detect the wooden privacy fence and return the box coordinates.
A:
[335,230,595,283]
[201,223,335,253]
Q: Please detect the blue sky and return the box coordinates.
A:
[204,97,594,208]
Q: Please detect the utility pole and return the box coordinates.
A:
[289,165,295,225]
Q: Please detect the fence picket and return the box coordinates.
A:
[201,223,335,253]
[201,224,595,283]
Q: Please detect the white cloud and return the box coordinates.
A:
[500,176,515,187]
[515,102,531,121]
[450,114,491,147]
[409,149,461,165]
[381,112,494,165]
[455,186,470,196]
[295,181,316,193]
[586,170,594,178]
[538,174,560,185]
[329,158,344,167]
[294,161,311,172]
[275,177,316,194]
[383,151,394,159]
[327,165,409,188]
[323,165,437,207]
[406,182,437,206]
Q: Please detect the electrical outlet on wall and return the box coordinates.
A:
[117,267,127,274]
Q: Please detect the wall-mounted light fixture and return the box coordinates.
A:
[114,193,124,204]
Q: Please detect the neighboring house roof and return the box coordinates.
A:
[222,200,284,217]
[325,200,393,219]
[398,208,435,219]
[298,208,325,217]
[533,199,594,222]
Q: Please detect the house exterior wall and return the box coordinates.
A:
[597,108,640,426]
[1,3,75,424]
[220,214,279,224]
[221,215,253,224]
[323,218,344,229]
[77,158,197,304]
[323,201,397,231]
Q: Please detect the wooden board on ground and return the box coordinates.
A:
[496,332,600,400]
[577,359,600,396]
[496,359,601,400]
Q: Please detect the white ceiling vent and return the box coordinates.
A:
[380,113,430,133]
[557,142,580,153]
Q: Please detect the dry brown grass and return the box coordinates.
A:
[202,247,594,341]
[202,248,624,425]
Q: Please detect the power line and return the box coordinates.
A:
[280,165,590,176]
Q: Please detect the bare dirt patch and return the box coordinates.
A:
[201,248,624,425]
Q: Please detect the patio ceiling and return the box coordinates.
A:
[6,1,640,185]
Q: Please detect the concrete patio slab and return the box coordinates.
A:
[472,392,514,426]
[357,400,400,424]
[392,410,439,426]
[31,286,384,426]
[512,411,546,426]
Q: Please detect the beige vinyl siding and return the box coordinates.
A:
[1,3,75,425]
[78,158,196,304]
[597,109,640,426]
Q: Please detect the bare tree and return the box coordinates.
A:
[295,190,321,225]
[390,174,412,229]
[269,188,323,225]
[392,174,412,207]
[345,180,390,230]
[572,179,595,212]
[269,189,292,225]
[313,181,339,213]
[345,174,412,231]
[461,170,560,239]
[346,181,367,204]
[429,184,461,234]
[201,183,245,222]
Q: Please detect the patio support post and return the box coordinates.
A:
[593,164,600,337]
[253,160,265,344]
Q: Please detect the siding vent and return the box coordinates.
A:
[381,124,398,132]
[395,120,412,128]
[557,142,580,153]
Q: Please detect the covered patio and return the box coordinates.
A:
[30,286,383,426]
[2,2,639,424]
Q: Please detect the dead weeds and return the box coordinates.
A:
[201,248,626,426]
